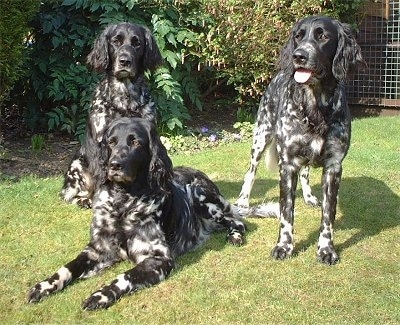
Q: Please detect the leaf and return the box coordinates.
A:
[163,50,179,69]
[47,117,56,131]
[42,20,53,34]
[52,36,62,49]
[38,62,47,74]
[61,0,77,6]
[166,33,177,47]
[90,2,100,11]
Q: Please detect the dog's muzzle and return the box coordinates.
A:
[115,46,136,78]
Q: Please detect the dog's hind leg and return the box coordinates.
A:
[217,199,247,246]
[237,126,272,208]
[61,153,93,208]
[190,185,246,246]
[299,166,321,207]
[237,90,276,209]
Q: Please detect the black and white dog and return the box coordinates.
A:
[237,16,365,264]
[61,22,162,208]
[28,117,245,310]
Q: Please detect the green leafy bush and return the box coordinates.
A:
[0,0,40,105]
[200,0,368,103]
[160,120,254,155]
[14,0,206,138]
[30,134,45,152]
[8,0,367,138]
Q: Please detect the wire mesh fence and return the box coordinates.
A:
[347,0,400,107]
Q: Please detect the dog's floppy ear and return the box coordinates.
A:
[278,20,302,74]
[142,26,163,72]
[83,126,108,187]
[332,21,366,82]
[278,28,295,75]
[147,123,173,192]
[86,24,115,72]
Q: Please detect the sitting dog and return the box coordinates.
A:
[61,22,162,208]
[28,117,246,310]
[237,16,365,264]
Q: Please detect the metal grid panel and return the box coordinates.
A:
[347,0,400,106]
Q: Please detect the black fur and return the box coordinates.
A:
[237,16,365,265]
[61,22,162,208]
[28,117,245,310]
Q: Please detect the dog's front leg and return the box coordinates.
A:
[82,255,174,310]
[27,247,116,303]
[82,218,174,310]
[271,166,298,260]
[317,166,342,265]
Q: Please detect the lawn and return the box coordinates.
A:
[0,116,399,324]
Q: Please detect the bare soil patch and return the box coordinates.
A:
[0,105,237,179]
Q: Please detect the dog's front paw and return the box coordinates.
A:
[303,194,321,207]
[271,244,293,260]
[77,198,92,209]
[227,232,244,246]
[82,290,114,311]
[317,246,339,265]
[27,283,52,303]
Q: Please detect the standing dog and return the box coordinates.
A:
[28,117,246,310]
[61,22,162,208]
[237,16,365,264]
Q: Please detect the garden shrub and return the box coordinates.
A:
[7,0,367,139]
[200,0,368,104]
[0,0,40,105]
[13,0,206,139]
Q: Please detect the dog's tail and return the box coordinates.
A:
[265,138,279,173]
[232,202,279,219]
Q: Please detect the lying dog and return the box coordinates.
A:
[28,117,245,310]
[237,16,365,264]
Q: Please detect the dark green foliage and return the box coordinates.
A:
[14,0,205,138]
[7,0,367,138]
[0,0,40,104]
[200,0,368,103]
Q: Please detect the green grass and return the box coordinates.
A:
[1,116,399,324]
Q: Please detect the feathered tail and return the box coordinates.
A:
[232,202,280,219]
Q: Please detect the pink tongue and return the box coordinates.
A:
[294,69,312,83]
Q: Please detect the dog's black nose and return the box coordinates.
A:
[109,161,122,170]
[293,49,309,64]
[119,57,131,67]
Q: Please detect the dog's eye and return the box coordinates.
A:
[111,36,122,46]
[131,139,141,147]
[131,36,140,47]
[294,32,303,41]
[319,34,329,41]
[108,137,117,146]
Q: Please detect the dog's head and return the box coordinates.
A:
[93,117,172,192]
[279,16,366,84]
[87,22,163,80]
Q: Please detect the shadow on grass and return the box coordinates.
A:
[217,175,399,260]
[296,176,400,256]
[216,178,279,202]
